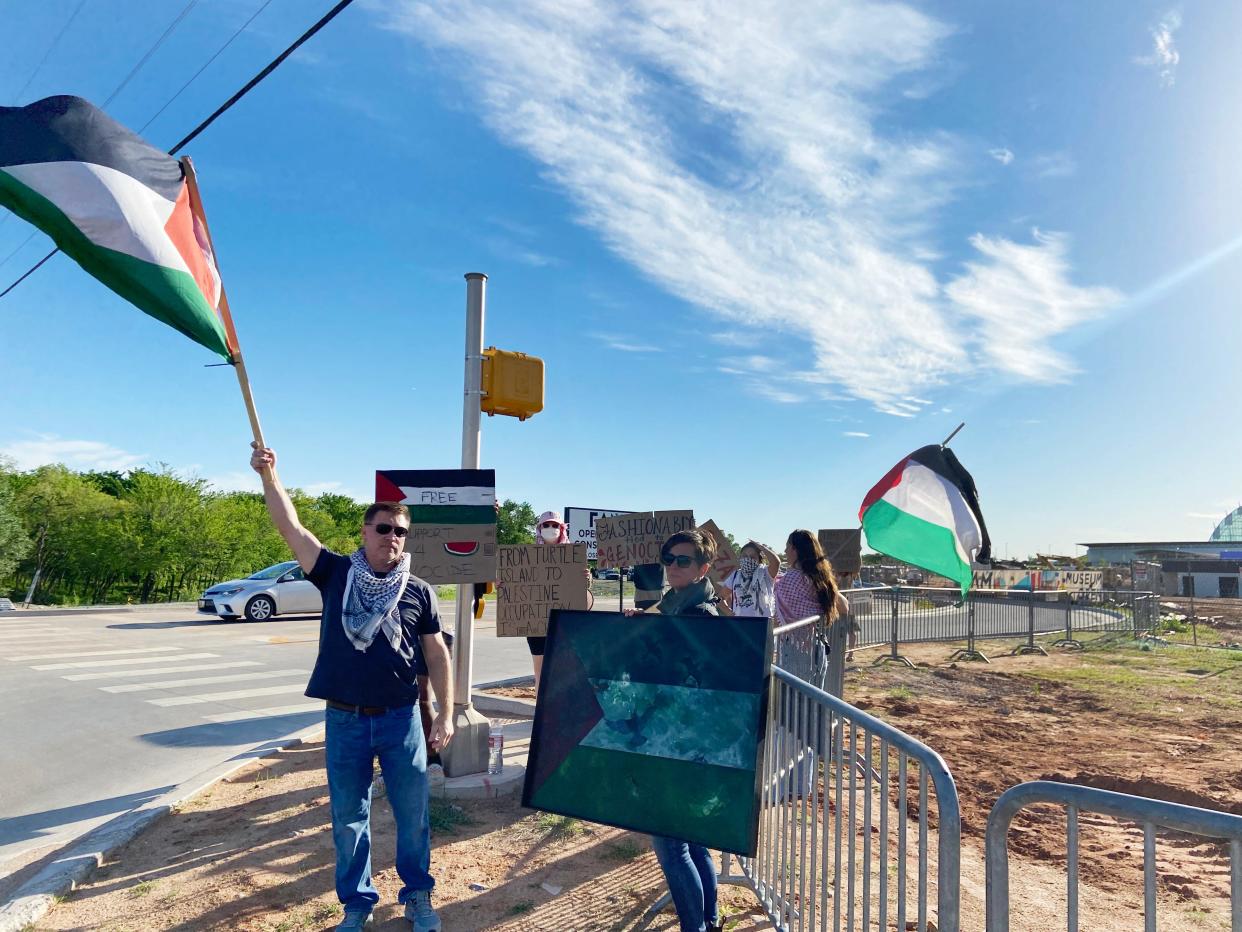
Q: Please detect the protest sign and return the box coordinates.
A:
[564,507,629,561]
[375,468,497,583]
[497,543,590,637]
[818,528,862,575]
[595,510,695,568]
[525,609,771,856]
[697,519,739,583]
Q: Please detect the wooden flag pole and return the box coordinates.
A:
[180,158,269,463]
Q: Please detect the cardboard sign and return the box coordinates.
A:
[525,610,772,856]
[564,507,630,561]
[497,543,590,637]
[595,510,695,568]
[818,528,862,575]
[375,469,497,583]
[698,520,739,583]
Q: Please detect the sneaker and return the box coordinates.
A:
[336,911,372,930]
[404,889,442,931]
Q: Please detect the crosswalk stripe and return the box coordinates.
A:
[7,647,183,662]
[203,701,324,723]
[33,652,218,671]
[0,631,75,639]
[102,670,309,693]
[63,661,263,681]
[150,683,309,707]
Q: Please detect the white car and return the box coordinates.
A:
[198,560,322,621]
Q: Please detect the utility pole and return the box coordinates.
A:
[441,272,492,777]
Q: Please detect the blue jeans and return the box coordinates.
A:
[325,705,433,913]
[650,835,718,932]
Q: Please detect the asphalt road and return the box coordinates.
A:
[0,601,539,872]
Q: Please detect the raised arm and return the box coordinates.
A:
[760,543,781,580]
[249,443,322,572]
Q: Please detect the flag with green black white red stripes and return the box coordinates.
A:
[859,444,991,596]
[0,95,235,360]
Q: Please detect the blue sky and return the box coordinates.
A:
[2,0,1240,558]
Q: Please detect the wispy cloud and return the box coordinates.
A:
[1135,9,1182,87]
[988,147,1014,166]
[843,431,870,438]
[946,230,1122,382]
[591,332,662,353]
[380,2,1116,410]
[1031,152,1076,179]
[0,436,146,471]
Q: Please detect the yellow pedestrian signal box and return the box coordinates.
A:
[480,347,544,421]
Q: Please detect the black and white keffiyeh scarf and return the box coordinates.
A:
[341,549,410,652]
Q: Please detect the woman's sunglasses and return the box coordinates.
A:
[660,552,696,568]
[368,522,409,538]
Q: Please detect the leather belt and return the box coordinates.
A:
[326,699,391,716]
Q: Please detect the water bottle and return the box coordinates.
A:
[487,731,504,774]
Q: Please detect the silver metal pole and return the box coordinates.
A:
[455,272,486,710]
[441,272,492,777]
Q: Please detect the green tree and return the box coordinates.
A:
[0,459,31,584]
[497,499,537,545]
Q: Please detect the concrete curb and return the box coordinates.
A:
[471,693,537,717]
[0,723,325,932]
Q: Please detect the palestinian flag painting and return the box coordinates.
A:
[859,444,991,596]
[375,469,497,584]
[525,610,771,856]
[0,95,234,360]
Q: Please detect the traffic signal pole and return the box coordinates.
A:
[441,271,492,777]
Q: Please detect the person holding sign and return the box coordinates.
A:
[525,511,592,693]
[625,529,723,932]
[720,540,779,617]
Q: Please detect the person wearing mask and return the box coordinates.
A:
[525,511,592,693]
[719,540,779,617]
[625,529,723,932]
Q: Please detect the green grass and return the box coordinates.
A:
[1020,637,1242,711]
[508,900,536,915]
[126,880,155,898]
[602,837,645,861]
[429,798,477,835]
[537,812,586,838]
[887,686,914,701]
[309,902,341,922]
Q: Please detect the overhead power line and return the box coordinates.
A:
[0,0,359,300]
[10,0,90,105]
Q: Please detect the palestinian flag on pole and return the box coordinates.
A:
[0,95,235,360]
[859,444,991,595]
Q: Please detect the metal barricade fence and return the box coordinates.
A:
[986,780,1242,932]
[733,635,961,932]
[854,586,1161,663]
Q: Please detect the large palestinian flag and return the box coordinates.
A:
[524,610,771,856]
[859,444,991,595]
[0,95,234,360]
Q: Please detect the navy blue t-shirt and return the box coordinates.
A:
[304,549,442,707]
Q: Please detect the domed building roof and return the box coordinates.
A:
[1210,506,1242,541]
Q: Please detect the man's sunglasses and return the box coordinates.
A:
[368,523,409,538]
[660,552,696,568]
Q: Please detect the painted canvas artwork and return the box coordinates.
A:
[523,610,772,856]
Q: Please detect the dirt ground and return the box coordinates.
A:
[1158,596,1242,648]
[30,634,1242,931]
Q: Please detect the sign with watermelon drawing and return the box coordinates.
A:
[524,609,771,856]
[375,469,497,583]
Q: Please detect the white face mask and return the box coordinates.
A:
[539,526,560,543]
